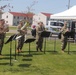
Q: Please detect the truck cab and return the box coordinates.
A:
[45,21,64,36]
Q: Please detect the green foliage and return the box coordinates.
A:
[0,38,76,75]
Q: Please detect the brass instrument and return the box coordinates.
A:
[16,20,30,40]
[18,21,30,34]
[21,21,30,30]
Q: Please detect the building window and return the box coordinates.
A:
[6,16,8,18]
[6,21,8,23]
[17,16,19,19]
[14,16,16,19]
[46,22,48,25]
[14,23,15,25]
[47,17,49,20]
[24,17,26,19]
[30,18,32,20]
[17,21,19,24]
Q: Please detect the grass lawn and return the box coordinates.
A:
[9,26,31,30]
[0,37,76,75]
[6,33,15,37]
[9,26,17,30]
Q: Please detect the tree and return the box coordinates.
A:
[25,0,38,24]
[0,3,13,12]
[23,0,38,13]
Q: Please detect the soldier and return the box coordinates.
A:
[17,20,27,53]
[60,21,69,53]
[36,22,45,52]
[0,19,9,56]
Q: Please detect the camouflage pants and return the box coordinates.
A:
[36,36,43,51]
[61,34,68,51]
[0,34,5,55]
[17,35,25,50]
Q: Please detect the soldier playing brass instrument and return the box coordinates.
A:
[36,22,45,52]
[16,20,29,53]
[0,19,9,56]
[60,21,69,53]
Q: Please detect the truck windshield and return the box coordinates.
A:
[50,22,57,26]
[50,22,64,27]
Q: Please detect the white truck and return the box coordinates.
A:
[45,21,64,36]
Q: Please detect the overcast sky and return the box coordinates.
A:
[0,0,76,14]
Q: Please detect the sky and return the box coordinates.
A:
[0,0,76,14]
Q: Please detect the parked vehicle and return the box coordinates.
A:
[45,21,64,36]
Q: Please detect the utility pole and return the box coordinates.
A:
[68,0,70,9]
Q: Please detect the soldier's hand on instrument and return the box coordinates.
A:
[18,30,22,33]
[66,28,69,32]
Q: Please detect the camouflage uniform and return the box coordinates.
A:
[61,23,68,51]
[17,21,27,52]
[0,19,9,55]
[36,22,45,51]
[0,32,5,55]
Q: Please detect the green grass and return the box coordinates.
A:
[9,26,31,30]
[6,33,15,36]
[0,38,76,75]
[9,26,17,30]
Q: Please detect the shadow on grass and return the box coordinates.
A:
[20,51,29,53]
[4,53,25,57]
[21,50,37,53]
[18,64,31,67]
[0,63,9,65]
[3,54,16,56]
[47,50,57,52]
[30,51,44,55]
[20,50,50,55]
[23,50,59,55]
[2,54,10,56]
[23,54,33,57]
[22,58,32,61]
[65,51,76,54]
[0,56,12,60]
[46,50,58,54]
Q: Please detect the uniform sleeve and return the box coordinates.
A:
[17,25,21,31]
[36,26,38,32]
[36,26,40,33]
[4,24,9,32]
[60,27,64,32]
[22,27,27,34]
[0,26,5,33]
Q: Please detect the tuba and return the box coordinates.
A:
[15,20,30,40]
[21,21,30,30]
[18,21,30,34]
